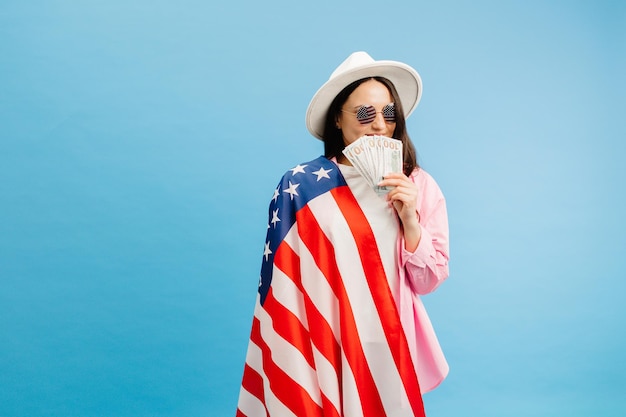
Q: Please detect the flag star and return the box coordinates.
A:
[283,181,300,200]
[263,242,272,261]
[290,164,308,175]
[270,208,280,227]
[258,276,263,288]
[312,167,332,181]
[272,187,280,203]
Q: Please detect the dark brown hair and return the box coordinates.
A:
[321,76,419,176]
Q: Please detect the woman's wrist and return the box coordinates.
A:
[402,221,422,252]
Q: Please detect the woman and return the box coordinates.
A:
[237,52,450,417]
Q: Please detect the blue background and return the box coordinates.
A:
[1,1,625,416]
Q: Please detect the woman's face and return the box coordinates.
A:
[336,79,396,146]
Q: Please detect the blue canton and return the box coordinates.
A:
[258,156,347,305]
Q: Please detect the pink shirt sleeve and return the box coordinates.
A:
[399,168,450,295]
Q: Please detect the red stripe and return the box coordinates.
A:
[251,317,323,417]
[274,243,342,416]
[332,186,426,417]
[235,409,246,417]
[240,364,269,417]
[263,286,315,369]
[321,392,342,417]
[296,201,386,417]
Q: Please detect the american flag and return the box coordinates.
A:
[237,156,426,417]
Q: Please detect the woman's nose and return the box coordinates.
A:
[371,112,386,130]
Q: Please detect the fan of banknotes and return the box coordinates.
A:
[342,135,403,195]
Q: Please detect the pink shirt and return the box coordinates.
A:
[398,167,450,392]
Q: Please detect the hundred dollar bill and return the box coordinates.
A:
[372,136,403,195]
[342,135,403,195]
[342,140,371,183]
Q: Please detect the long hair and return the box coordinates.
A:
[321,76,419,176]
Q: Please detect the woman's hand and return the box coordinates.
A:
[379,172,422,251]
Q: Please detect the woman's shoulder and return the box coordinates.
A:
[272,156,344,201]
[282,155,334,173]
[276,156,337,182]
[410,167,445,199]
[410,167,437,184]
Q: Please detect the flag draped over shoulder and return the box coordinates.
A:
[237,156,426,417]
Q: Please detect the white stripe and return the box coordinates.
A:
[270,266,309,330]
[307,193,413,416]
[311,344,340,414]
[257,303,322,408]
[237,387,266,417]
[238,327,267,416]
[282,226,340,348]
[340,351,365,417]
[284,224,341,352]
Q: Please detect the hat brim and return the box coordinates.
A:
[305,60,422,140]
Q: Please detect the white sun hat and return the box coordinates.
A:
[305,51,422,140]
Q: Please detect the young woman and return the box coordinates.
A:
[237,51,450,417]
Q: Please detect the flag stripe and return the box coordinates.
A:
[255,297,323,408]
[237,384,268,417]
[332,186,425,416]
[240,364,269,417]
[312,346,342,416]
[274,242,342,377]
[321,391,342,417]
[242,340,298,417]
[339,352,366,417]
[296,201,387,417]
[250,317,323,417]
[262,286,315,369]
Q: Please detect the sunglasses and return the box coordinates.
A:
[341,103,396,125]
